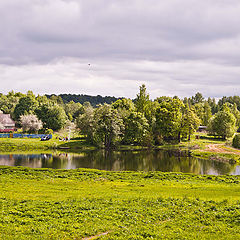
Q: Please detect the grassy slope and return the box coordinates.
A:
[0,167,240,239]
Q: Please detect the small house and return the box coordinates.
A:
[197,126,207,132]
[0,114,15,132]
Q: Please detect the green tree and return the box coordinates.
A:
[112,98,135,119]
[94,104,124,148]
[135,84,150,114]
[181,105,201,140]
[155,98,184,142]
[35,103,67,131]
[77,104,124,148]
[65,101,83,120]
[190,92,204,105]
[123,112,150,145]
[208,111,236,139]
[76,104,95,143]
[14,96,38,121]
[202,101,212,126]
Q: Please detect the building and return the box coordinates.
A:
[0,114,15,132]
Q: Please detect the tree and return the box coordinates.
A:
[64,101,83,120]
[135,84,150,114]
[123,112,150,145]
[181,105,201,140]
[14,96,38,121]
[208,111,236,139]
[77,104,124,148]
[35,103,67,131]
[112,98,135,119]
[76,103,95,142]
[192,101,212,126]
[190,92,204,105]
[94,104,124,148]
[20,114,43,133]
[155,98,184,142]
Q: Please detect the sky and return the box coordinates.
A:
[1,0,240,99]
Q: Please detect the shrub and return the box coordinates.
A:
[232,134,240,148]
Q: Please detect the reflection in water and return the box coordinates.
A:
[0,149,239,175]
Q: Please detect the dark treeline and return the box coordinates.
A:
[0,87,240,148]
[46,94,121,107]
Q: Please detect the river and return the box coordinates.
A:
[0,149,239,175]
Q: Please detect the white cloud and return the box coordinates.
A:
[1,58,240,99]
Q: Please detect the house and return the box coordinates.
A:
[0,114,15,132]
[197,126,207,132]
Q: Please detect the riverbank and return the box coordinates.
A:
[0,167,239,239]
[0,134,240,163]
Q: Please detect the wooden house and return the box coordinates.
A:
[0,114,15,132]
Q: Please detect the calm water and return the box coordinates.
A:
[0,149,239,175]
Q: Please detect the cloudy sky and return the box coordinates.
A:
[1,0,240,99]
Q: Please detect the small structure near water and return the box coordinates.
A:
[197,126,207,132]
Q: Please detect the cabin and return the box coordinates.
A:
[0,114,15,132]
[197,126,207,132]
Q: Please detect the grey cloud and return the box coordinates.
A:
[0,0,240,98]
[1,0,240,63]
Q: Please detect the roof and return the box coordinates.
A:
[0,114,15,127]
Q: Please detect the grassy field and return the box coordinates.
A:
[0,136,95,152]
[0,167,240,239]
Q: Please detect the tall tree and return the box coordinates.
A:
[181,105,201,141]
[123,112,150,145]
[135,84,150,115]
[155,98,184,142]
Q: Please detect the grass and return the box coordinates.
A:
[0,135,95,152]
[0,167,240,239]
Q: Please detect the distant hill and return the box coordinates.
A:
[46,94,122,107]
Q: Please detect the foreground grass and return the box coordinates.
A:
[0,167,240,239]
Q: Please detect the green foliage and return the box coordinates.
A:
[93,104,124,148]
[47,94,120,107]
[13,96,38,121]
[77,104,124,148]
[233,134,240,149]
[208,111,237,139]
[135,84,150,114]
[190,92,204,105]
[181,105,201,140]
[155,98,184,142]
[64,101,83,120]
[122,112,150,145]
[35,103,67,131]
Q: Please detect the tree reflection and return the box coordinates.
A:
[0,150,237,175]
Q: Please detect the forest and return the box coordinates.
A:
[1,85,240,148]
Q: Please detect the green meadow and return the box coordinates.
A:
[0,167,240,239]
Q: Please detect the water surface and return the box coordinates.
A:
[0,149,239,175]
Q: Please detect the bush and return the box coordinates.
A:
[232,134,240,148]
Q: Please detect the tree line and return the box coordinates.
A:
[0,87,239,148]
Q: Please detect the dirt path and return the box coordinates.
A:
[204,144,240,155]
[82,231,110,240]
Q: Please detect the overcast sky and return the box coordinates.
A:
[1,0,240,99]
